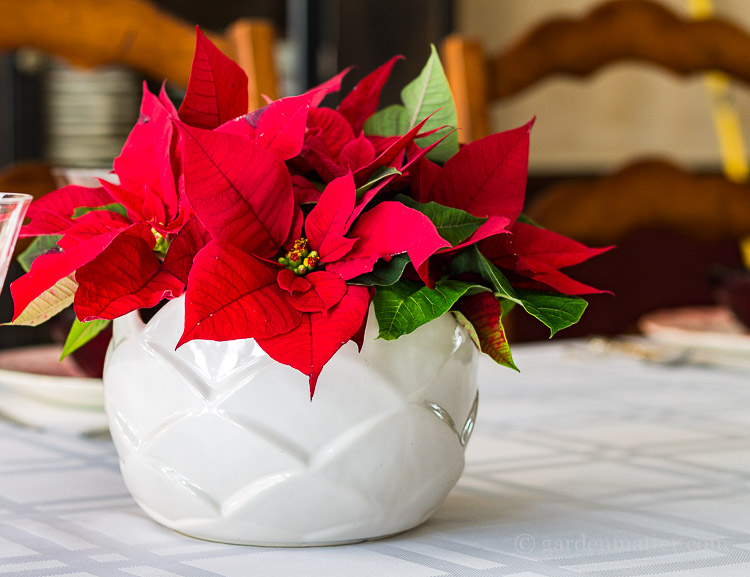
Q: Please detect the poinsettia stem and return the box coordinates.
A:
[151,228,170,258]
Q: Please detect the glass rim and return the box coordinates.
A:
[0,193,33,205]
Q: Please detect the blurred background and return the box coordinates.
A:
[6,0,749,174]
[460,0,750,175]
[3,0,750,347]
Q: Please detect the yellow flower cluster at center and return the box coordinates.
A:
[278,238,320,275]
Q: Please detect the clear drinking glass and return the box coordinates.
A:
[0,193,33,289]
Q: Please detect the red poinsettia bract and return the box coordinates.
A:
[10,27,612,400]
[178,165,448,395]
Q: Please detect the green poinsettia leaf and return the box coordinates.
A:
[355,166,402,200]
[451,246,586,336]
[6,275,77,327]
[451,245,517,299]
[349,253,411,286]
[452,309,517,371]
[373,277,488,340]
[398,194,486,246]
[17,235,62,273]
[451,310,481,348]
[60,317,111,360]
[516,289,588,334]
[454,293,518,371]
[73,203,128,219]
[400,44,459,163]
[364,46,458,163]
[363,104,408,137]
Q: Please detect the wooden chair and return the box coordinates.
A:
[0,0,279,215]
[442,0,750,143]
[516,160,750,340]
[1,0,278,110]
[441,0,750,338]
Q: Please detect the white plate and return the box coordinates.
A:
[639,306,750,369]
[639,306,750,351]
[0,345,104,408]
[0,345,106,434]
[0,389,108,435]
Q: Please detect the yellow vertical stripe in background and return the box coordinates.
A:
[688,0,750,268]
[687,0,749,184]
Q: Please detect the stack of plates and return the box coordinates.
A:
[44,59,140,169]
[0,345,107,435]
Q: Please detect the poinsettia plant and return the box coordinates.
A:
[10,30,610,396]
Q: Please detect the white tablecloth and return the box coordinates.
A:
[1,342,750,577]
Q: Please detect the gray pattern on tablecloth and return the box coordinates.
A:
[1,342,750,576]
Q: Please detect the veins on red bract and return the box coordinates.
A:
[178,28,249,130]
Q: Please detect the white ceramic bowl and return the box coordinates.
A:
[104,296,478,546]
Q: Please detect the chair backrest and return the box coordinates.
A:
[518,160,750,339]
[442,0,750,143]
[441,0,750,338]
[0,0,278,110]
[528,160,750,244]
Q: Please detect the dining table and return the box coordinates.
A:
[1,338,750,577]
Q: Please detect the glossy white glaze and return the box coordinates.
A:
[104,296,478,546]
